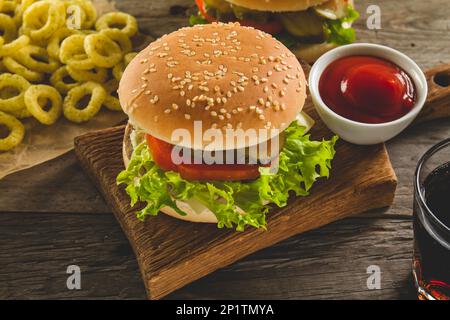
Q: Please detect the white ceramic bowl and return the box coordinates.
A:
[309,43,428,145]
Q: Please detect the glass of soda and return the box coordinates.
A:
[413,138,450,300]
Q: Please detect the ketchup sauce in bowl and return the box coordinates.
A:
[319,55,416,124]
[309,43,428,145]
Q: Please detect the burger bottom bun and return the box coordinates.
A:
[291,42,338,64]
[123,123,219,224]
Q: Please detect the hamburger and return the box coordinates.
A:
[190,0,359,63]
[117,23,337,231]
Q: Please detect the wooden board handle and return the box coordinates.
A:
[413,63,450,125]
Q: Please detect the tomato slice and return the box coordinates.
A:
[195,0,216,23]
[239,19,284,35]
[178,163,261,181]
[145,134,178,172]
[145,134,262,181]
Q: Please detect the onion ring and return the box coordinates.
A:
[15,45,60,73]
[0,12,17,43]
[50,66,79,94]
[0,73,30,113]
[24,84,62,125]
[63,81,106,123]
[84,33,122,68]
[60,34,95,70]
[22,0,66,42]
[3,55,44,82]
[0,110,25,151]
[95,12,137,37]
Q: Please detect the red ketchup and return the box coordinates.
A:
[319,55,416,124]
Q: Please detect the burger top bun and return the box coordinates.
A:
[118,22,306,151]
[225,0,328,12]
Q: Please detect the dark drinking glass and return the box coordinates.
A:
[413,138,450,300]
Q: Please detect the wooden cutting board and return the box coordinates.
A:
[74,63,450,300]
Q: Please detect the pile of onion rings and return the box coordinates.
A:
[0,0,139,151]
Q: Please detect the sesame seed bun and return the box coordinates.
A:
[118,22,306,151]
[225,0,329,12]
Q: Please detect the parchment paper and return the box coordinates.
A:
[0,0,136,180]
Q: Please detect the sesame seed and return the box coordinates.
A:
[164,109,171,114]
[172,103,179,110]
[211,111,218,117]
[185,114,191,119]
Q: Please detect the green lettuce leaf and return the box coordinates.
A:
[189,12,208,26]
[117,121,338,231]
[324,6,359,45]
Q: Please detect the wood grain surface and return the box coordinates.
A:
[1,0,449,300]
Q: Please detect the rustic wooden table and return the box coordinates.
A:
[1,0,449,300]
